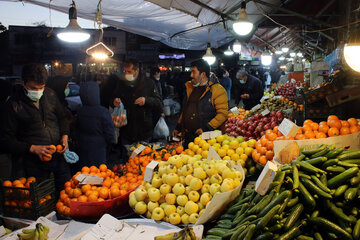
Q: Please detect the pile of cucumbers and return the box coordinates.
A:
[204,144,360,240]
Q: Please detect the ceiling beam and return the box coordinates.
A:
[315,0,337,18]
[189,0,235,20]
[252,0,335,28]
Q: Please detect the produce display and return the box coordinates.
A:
[246,97,302,117]
[17,223,49,240]
[227,107,249,120]
[303,79,342,104]
[56,164,143,217]
[275,82,304,98]
[204,144,360,240]
[129,156,243,225]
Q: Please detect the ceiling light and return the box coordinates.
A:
[302,59,306,62]
[344,43,360,72]
[233,1,253,36]
[233,40,242,53]
[297,52,303,57]
[279,56,285,61]
[224,46,234,56]
[281,43,289,53]
[275,50,283,54]
[86,42,114,60]
[288,58,294,61]
[57,1,90,43]
[203,46,216,65]
[261,48,272,66]
[290,52,296,57]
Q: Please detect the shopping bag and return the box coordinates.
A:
[111,102,127,128]
[153,117,169,139]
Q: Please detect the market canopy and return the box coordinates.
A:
[2,0,339,55]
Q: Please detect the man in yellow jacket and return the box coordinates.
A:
[172,59,228,147]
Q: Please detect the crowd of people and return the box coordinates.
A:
[0,59,281,193]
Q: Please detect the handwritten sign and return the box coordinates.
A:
[278,118,299,137]
[251,104,261,112]
[261,109,270,116]
[207,146,221,161]
[144,160,159,182]
[202,131,221,140]
[130,144,146,159]
[76,174,104,185]
[260,96,270,103]
[229,107,240,114]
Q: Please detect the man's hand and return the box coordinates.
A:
[113,98,121,107]
[195,128,203,135]
[241,94,250,99]
[172,129,179,137]
[59,135,68,154]
[30,145,53,160]
[134,97,145,106]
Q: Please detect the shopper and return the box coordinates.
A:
[233,69,263,110]
[172,59,228,147]
[112,59,163,148]
[0,64,71,191]
[217,68,232,102]
[77,81,114,168]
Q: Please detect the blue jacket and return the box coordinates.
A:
[77,82,114,167]
[219,77,232,101]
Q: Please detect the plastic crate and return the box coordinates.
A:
[301,78,343,105]
[0,175,56,220]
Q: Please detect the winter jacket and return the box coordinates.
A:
[77,81,114,167]
[112,74,163,143]
[219,77,232,101]
[1,85,69,155]
[177,79,228,133]
[234,74,264,110]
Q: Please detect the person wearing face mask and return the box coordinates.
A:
[172,59,228,147]
[112,59,163,154]
[0,64,71,192]
[216,68,232,102]
[233,69,263,110]
[149,67,166,130]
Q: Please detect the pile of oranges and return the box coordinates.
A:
[280,97,304,112]
[295,116,359,140]
[252,128,280,165]
[228,107,250,120]
[2,177,52,210]
[56,164,143,217]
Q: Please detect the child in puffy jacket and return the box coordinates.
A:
[77,81,114,167]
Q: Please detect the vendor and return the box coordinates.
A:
[233,70,263,110]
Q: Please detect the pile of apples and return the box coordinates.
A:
[225,111,288,141]
[129,156,243,225]
[275,82,299,98]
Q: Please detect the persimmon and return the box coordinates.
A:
[318,124,329,134]
[315,132,327,139]
[328,119,341,129]
[303,119,313,125]
[328,115,339,121]
[304,131,315,139]
[310,122,319,131]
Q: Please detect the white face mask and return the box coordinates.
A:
[145,72,150,78]
[239,79,246,84]
[155,77,160,81]
[26,88,44,101]
[125,74,135,81]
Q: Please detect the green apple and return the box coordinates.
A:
[197,202,204,210]
[165,193,176,205]
[160,184,171,195]
[180,154,189,164]
[179,176,185,185]
[221,181,234,192]
[194,155,202,161]
[146,210,152,218]
[185,186,192,195]
[151,207,165,221]
[128,193,138,208]
[176,194,188,206]
[188,213,199,224]
[151,176,163,188]
[193,161,203,169]
[203,178,211,185]
[166,164,177,174]
[222,168,235,179]
[205,165,218,177]
[148,187,161,202]
[161,173,168,183]
[188,190,200,202]
[184,201,199,215]
[169,155,183,168]
[134,188,148,201]
[172,183,185,195]
[210,174,223,184]
[164,204,176,216]
[193,167,207,180]
[158,166,167,176]
[201,184,210,194]
[181,213,190,224]
[176,206,185,215]
[184,175,194,186]
[160,202,168,209]
[166,173,179,186]
[135,201,147,215]
[147,201,159,213]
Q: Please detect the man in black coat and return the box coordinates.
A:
[113,59,163,145]
[233,70,264,110]
[0,64,71,191]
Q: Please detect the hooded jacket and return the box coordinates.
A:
[234,74,263,110]
[112,74,163,142]
[77,81,114,166]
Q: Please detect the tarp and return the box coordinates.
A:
[2,0,280,50]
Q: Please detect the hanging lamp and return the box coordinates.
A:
[57,1,90,43]
[261,48,272,66]
[233,1,253,36]
[202,29,216,65]
[224,46,234,56]
[232,40,242,53]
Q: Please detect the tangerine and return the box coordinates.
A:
[81,184,91,194]
[99,187,109,199]
[328,119,341,129]
[3,180,12,187]
[99,164,108,172]
[88,194,98,202]
[49,145,57,154]
[56,144,63,152]
[78,195,88,202]
[81,166,90,173]
[110,187,121,199]
[73,188,82,198]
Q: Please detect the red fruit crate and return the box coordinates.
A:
[0,175,56,220]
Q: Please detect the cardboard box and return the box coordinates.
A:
[326,85,360,107]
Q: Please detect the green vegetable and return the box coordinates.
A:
[243,224,256,240]
[344,187,358,201]
[284,203,304,231]
[296,235,314,240]
[353,219,360,240]
[327,167,359,188]
[278,221,305,240]
[259,190,291,217]
[326,200,356,223]
[325,148,344,158]
[228,225,247,240]
[298,161,325,174]
[298,182,316,209]
[301,178,332,199]
[293,163,299,189]
[334,185,348,197]
[287,196,299,208]
[322,159,339,168]
[311,175,331,193]
[257,204,281,230]
[302,145,326,155]
[320,174,327,185]
[326,166,346,173]
[304,157,327,165]
[254,232,274,240]
[311,147,330,158]
[310,217,353,240]
[350,175,360,186]
[206,228,227,237]
[338,150,360,160]
[314,232,323,240]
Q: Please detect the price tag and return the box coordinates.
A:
[251,104,261,111]
[229,107,240,114]
[144,160,159,182]
[255,161,278,195]
[172,137,180,142]
[130,144,146,159]
[278,118,299,137]
[207,146,221,161]
[274,96,282,99]
[260,96,270,103]
[76,174,103,185]
[0,226,6,237]
[201,130,221,140]
[261,109,270,116]
[210,130,221,139]
[201,132,210,140]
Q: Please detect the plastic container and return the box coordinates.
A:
[0,176,56,220]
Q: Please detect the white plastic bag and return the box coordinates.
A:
[153,117,170,139]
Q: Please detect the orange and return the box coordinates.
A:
[65,187,74,198]
[176,146,184,154]
[102,179,112,188]
[73,188,82,198]
[60,193,68,201]
[304,131,315,139]
[111,182,121,189]
[318,124,329,134]
[341,120,350,128]
[310,122,319,131]
[119,189,127,196]
[265,151,274,160]
[63,197,71,207]
[259,156,267,165]
[13,180,21,186]
[259,147,267,155]
[85,190,93,197]
[63,207,71,216]
[328,127,340,137]
[99,187,109,199]
[57,205,66,215]
[64,181,72,188]
[18,177,27,185]
[319,121,327,126]
[27,176,36,183]
[328,119,341,129]
[328,115,339,121]
[56,144,63,152]
[81,166,90,173]
[49,145,57,154]
[56,201,64,209]
[3,180,12,187]
[268,132,277,141]
[302,125,312,132]
[110,187,121,199]
[303,119,313,125]
[348,118,358,126]
[88,194,98,202]
[273,126,279,134]
[350,125,359,133]
[89,166,98,173]
[78,195,88,202]
[295,134,305,140]
[99,164,108,172]
[23,201,32,208]
[340,127,350,135]
[260,138,268,147]
[81,184,91,194]
[315,132,327,139]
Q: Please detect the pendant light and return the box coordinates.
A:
[233,1,253,36]
[279,56,285,61]
[290,52,296,57]
[57,1,90,43]
[202,29,216,65]
[261,48,272,66]
[224,46,234,56]
[233,40,242,53]
[281,41,289,53]
[344,44,360,72]
[297,52,303,57]
[275,45,283,54]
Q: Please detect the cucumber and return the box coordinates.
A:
[343,159,360,164]
[220,213,234,220]
[326,148,345,158]
[338,151,360,160]
[298,161,325,174]
[228,225,247,240]
[344,187,358,201]
[206,228,227,237]
[334,184,348,197]
[216,223,232,229]
[267,223,283,232]
[301,178,332,199]
[278,221,305,240]
[293,163,299,189]
[310,217,353,240]
[311,210,320,218]
[299,172,311,179]
[297,235,314,240]
[304,157,327,165]
[311,147,330,158]
[322,159,339,168]
[279,191,292,214]
[337,161,359,168]
[353,219,360,240]
[256,204,281,230]
[296,154,306,161]
[320,174,327,185]
[254,232,274,240]
[327,167,359,188]
[298,182,316,209]
[314,232,323,240]
[302,145,326,155]
[258,190,291,217]
[326,200,357,223]
[311,175,331,193]
[350,175,360,186]
[204,236,222,240]
[287,196,299,208]
[243,224,256,240]
[284,203,304,231]
[327,166,346,173]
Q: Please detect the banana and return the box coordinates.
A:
[42,225,50,236]
[33,228,40,240]
[5,227,12,234]
[37,225,45,240]
[17,229,35,240]
[155,230,184,240]
[188,228,197,240]
[22,228,36,234]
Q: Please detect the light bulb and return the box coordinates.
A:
[275,50,283,54]
[233,40,242,53]
[261,50,272,66]
[297,52,303,57]
[57,31,90,43]
[224,46,234,56]
[202,47,216,65]
[344,43,360,72]
[282,47,289,53]
[233,2,253,36]
[290,52,296,57]
[279,56,285,61]
[91,53,109,60]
